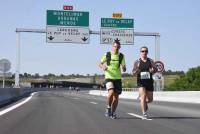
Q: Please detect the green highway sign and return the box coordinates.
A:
[47,10,89,27]
[101,18,134,28]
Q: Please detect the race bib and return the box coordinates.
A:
[140,72,150,79]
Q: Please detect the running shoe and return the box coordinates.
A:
[142,112,149,119]
[105,107,111,117]
[110,113,117,119]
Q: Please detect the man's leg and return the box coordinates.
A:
[146,91,153,103]
[111,92,119,113]
[105,89,114,117]
[107,89,114,107]
[139,87,147,114]
[145,84,154,112]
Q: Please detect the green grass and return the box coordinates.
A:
[122,77,137,88]
[163,75,180,88]
[121,75,180,88]
[94,75,180,88]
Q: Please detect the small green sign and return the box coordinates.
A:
[47,10,89,27]
[101,18,134,28]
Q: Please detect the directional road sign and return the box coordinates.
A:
[100,18,134,45]
[46,10,89,43]
[46,26,89,43]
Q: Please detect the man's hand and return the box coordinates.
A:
[102,64,108,71]
[132,60,140,75]
[99,63,108,71]
[149,68,155,73]
[121,65,126,72]
[150,60,157,74]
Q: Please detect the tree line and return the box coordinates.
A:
[167,66,200,91]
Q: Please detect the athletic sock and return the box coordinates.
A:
[107,105,111,108]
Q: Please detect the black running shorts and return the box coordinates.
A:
[105,79,122,94]
[137,80,154,92]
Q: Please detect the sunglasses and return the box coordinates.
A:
[141,50,148,53]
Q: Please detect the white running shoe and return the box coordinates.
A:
[142,112,149,119]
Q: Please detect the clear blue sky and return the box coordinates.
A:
[0,0,200,75]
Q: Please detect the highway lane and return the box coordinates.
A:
[0,90,199,134]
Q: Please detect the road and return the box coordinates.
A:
[0,90,199,134]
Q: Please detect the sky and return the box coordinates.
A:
[0,0,200,75]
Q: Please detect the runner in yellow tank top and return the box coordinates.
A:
[99,40,126,119]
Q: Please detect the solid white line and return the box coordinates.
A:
[90,102,98,104]
[0,92,36,116]
[127,113,152,120]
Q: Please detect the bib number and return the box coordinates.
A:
[140,72,150,79]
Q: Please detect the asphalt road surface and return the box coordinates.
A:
[0,90,199,134]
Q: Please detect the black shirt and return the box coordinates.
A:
[137,58,153,84]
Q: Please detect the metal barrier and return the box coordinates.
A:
[122,88,138,92]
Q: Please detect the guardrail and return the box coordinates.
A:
[122,88,138,91]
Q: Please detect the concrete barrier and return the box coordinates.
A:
[0,88,50,107]
[89,90,200,104]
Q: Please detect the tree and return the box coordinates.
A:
[163,70,185,75]
[24,73,28,78]
[59,74,65,78]
[34,73,40,78]
[167,66,200,91]
[47,73,55,78]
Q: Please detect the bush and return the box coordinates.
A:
[167,66,200,91]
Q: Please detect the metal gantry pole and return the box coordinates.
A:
[14,32,20,88]
[2,72,5,88]
[154,34,162,91]
[155,35,160,61]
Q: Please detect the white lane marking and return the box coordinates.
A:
[0,92,36,116]
[127,113,153,120]
[90,102,98,104]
